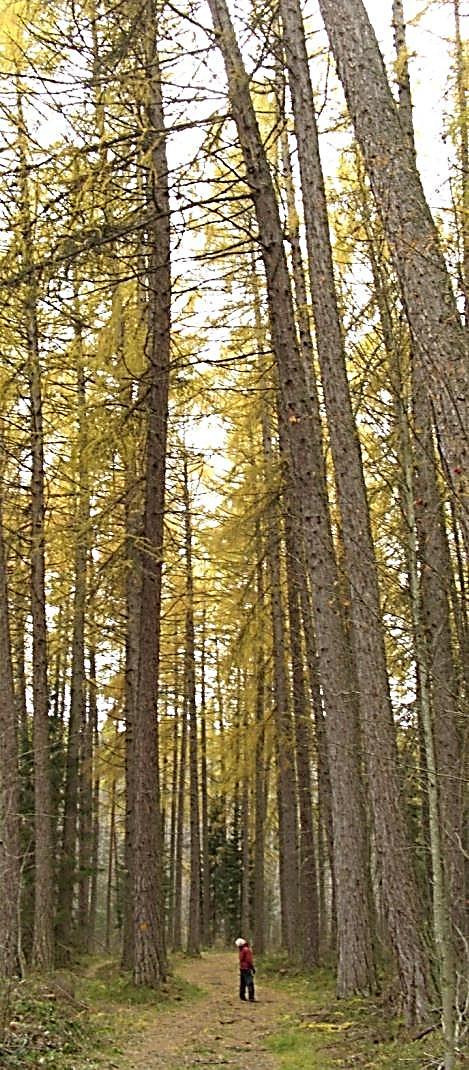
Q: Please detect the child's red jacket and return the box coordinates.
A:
[239,944,254,970]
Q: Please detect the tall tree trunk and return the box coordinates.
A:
[75,327,92,948]
[240,685,250,939]
[316,0,468,539]
[261,404,299,958]
[392,10,460,1057]
[88,640,100,952]
[280,0,431,1015]
[453,0,469,326]
[56,323,89,963]
[413,358,465,942]
[0,486,21,977]
[299,581,336,952]
[133,5,170,986]
[172,690,188,951]
[167,645,180,946]
[367,226,433,897]
[215,637,227,817]
[13,589,34,961]
[252,525,266,955]
[184,457,201,955]
[16,84,54,972]
[122,386,142,971]
[283,504,319,966]
[77,693,93,950]
[105,777,116,953]
[200,610,211,945]
[207,0,375,994]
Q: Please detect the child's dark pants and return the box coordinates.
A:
[239,969,255,1001]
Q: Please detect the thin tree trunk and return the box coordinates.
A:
[75,346,92,950]
[413,356,465,942]
[215,638,226,812]
[299,581,336,952]
[407,481,456,1067]
[200,610,211,945]
[184,457,201,955]
[0,486,21,977]
[167,645,180,946]
[122,433,141,970]
[391,0,417,157]
[240,685,250,939]
[57,324,89,963]
[77,694,93,949]
[172,690,188,951]
[13,590,34,960]
[261,403,299,958]
[88,640,100,952]
[284,505,319,966]
[16,83,54,972]
[105,778,116,953]
[252,527,266,955]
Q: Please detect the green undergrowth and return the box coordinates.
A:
[260,958,466,1070]
[0,957,203,1070]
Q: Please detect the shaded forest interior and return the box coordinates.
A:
[0,1,467,1069]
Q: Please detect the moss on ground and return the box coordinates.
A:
[260,957,467,1070]
[0,958,203,1070]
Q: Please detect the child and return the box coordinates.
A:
[235,937,255,1001]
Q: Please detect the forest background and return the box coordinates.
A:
[0,1,467,1069]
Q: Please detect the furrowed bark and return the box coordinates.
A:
[207,0,375,992]
[280,0,431,1017]
[317,0,468,545]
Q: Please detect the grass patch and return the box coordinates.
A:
[261,963,467,1069]
[0,957,204,1070]
[0,977,104,1069]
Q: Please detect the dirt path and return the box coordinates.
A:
[114,952,304,1070]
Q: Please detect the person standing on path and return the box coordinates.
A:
[235,937,256,1002]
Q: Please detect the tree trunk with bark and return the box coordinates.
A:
[122,382,142,971]
[240,686,250,939]
[413,356,465,943]
[184,457,201,956]
[167,642,180,945]
[252,524,266,955]
[283,502,320,966]
[317,0,468,541]
[172,691,188,951]
[88,640,100,952]
[16,84,54,972]
[133,6,170,986]
[280,0,431,1016]
[261,400,300,959]
[200,611,211,945]
[207,0,375,994]
[0,487,21,977]
[300,580,336,951]
[56,326,89,962]
[453,0,469,326]
[105,776,117,953]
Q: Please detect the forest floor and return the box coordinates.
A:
[2,950,465,1069]
[99,951,458,1070]
[113,950,302,1070]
